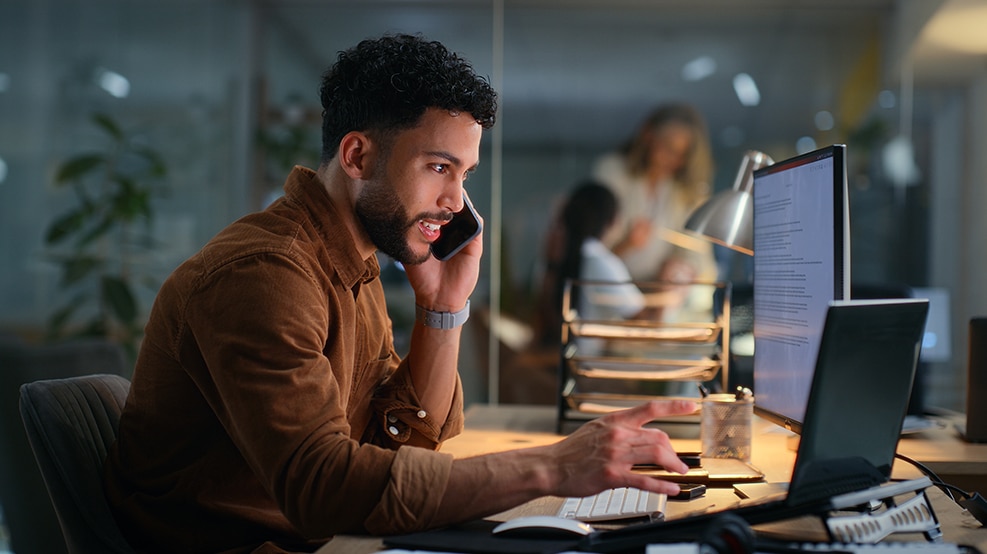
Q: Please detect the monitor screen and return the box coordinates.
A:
[751,144,850,431]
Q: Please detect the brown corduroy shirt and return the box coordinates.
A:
[103,166,464,554]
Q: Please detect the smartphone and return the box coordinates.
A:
[671,483,707,501]
[678,452,703,468]
[430,193,482,261]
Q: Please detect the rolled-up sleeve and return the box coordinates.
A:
[367,360,465,449]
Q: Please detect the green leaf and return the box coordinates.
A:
[76,215,115,248]
[92,112,124,142]
[55,154,105,184]
[62,256,102,286]
[110,177,151,221]
[45,209,90,244]
[102,275,137,323]
[133,145,168,177]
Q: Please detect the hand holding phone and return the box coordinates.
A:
[430,193,482,261]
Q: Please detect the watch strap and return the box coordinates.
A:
[416,300,470,329]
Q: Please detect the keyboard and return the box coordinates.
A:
[557,487,667,522]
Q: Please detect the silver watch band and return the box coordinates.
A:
[415,300,470,329]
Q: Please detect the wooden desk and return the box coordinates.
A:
[897,416,987,495]
[321,405,987,553]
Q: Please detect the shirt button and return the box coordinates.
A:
[388,425,399,436]
[417,410,427,419]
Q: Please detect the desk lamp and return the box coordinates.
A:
[683,150,773,255]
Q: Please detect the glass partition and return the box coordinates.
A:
[0,0,958,408]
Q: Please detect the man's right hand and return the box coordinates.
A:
[546,399,698,498]
[433,399,698,532]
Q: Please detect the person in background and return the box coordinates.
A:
[103,33,694,554]
[548,181,646,357]
[593,103,718,284]
[553,181,644,322]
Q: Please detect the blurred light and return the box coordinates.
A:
[922,2,987,54]
[720,126,745,148]
[796,136,817,154]
[814,110,834,131]
[0,73,10,93]
[0,156,7,184]
[95,67,130,98]
[682,56,717,82]
[878,90,896,109]
[732,73,760,106]
[883,135,920,187]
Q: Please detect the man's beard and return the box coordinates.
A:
[355,173,433,266]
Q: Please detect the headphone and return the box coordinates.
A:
[699,514,757,554]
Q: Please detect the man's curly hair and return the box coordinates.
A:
[319,33,498,163]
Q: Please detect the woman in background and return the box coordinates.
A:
[537,181,644,353]
[594,103,717,284]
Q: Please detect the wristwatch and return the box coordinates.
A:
[415,300,470,329]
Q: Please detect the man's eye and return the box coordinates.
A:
[430,163,448,174]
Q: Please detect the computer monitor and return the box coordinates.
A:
[751,144,850,431]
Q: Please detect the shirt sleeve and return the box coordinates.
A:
[367,358,465,449]
[580,240,646,319]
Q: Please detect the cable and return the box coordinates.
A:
[894,452,987,526]
[894,453,960,502]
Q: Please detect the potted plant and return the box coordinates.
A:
[44,112,167,360]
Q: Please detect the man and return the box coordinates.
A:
[104,33,694,553]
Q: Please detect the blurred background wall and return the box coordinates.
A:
[1,0,986,413]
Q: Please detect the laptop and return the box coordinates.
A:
[578,298,930,552]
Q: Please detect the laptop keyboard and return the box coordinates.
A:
[557,487,666,522]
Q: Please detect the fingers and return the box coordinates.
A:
[605,399,699,426]
[628,432,689,474]
[550,400,700,498]
[625,475,683,496]
[608,401,698,474]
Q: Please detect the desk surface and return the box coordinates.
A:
[321,404,987,553]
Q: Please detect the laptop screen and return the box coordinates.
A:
[785,298,928,505]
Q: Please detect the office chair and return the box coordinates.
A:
[0,337,129,554]
[19,374,136,554]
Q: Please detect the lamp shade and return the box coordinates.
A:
[683,150,773,255]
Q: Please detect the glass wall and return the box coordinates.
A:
[0,0,971,410]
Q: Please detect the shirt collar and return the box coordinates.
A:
[281,166,380,290]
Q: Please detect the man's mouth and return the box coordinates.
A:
[420,220,442,241]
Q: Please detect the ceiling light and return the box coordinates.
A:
[682,56,717,81]
[878,90,896,109]
[796,136,817,154]
[733,73,760,106]
[95,67,130,98]
[814,110,834,131]
[883,135,921,187]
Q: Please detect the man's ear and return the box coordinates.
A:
[338,131,375,180]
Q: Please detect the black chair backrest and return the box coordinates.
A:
[19,374,136,554]
[0,338,129,554]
